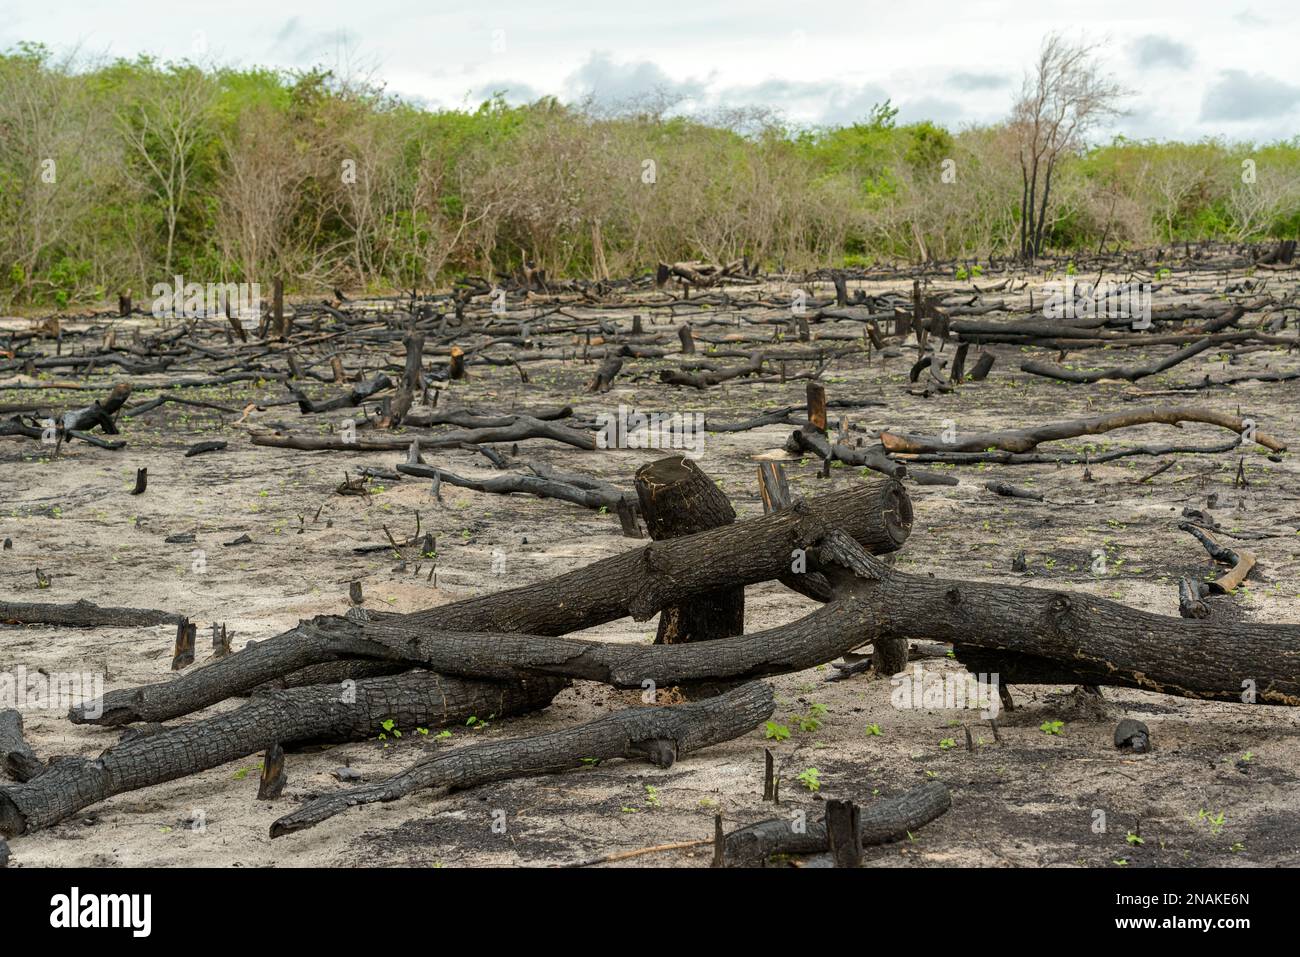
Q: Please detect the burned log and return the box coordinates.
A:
[269,681,775,838]
[634,456,743,644]
[251,415,598,452]
[660,353,764,389]
[1019,305,1245,383]
[586,355,623,393]
[0,711,44,783]
[787,427,905,479]
[1,673,566,836]
[72,481,912,727]
[819,536,1300,705]
[291,374,393,414]
[880,406,1285,455]
[396,463,633,512]
[716,780,951,867]
[0,598,180,628]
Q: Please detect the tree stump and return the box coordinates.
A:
[634,456,744,644]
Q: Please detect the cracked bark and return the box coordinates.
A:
[72,480,912,727]
[269,680,775,838]
[1,673,566,836]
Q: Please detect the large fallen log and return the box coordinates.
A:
[879,406,1285,455]
[0,673,567,836]
[0,598,181,628]
[1019,306,1245,382]
[810,532,1300,705]
[250,415,597,452]
[269,680,775,838]
[71,480,912,726]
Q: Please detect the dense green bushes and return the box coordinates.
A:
[1,45,1297,307]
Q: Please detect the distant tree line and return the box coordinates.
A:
[1,38,1297,307]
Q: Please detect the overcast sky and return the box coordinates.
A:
[5,1,1299,142]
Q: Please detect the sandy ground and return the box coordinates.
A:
[3,268,1299,867]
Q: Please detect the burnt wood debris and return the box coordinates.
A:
[2,241,1299,866]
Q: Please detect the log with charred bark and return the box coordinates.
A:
[269,680,775,838]
[291,374,392,414]
[0,599,180,628]
[1,673,566,836]
[251,415,597,452]
[786,426,905,479]
[716,780,951,867]
[71,480,912,726]
[660,352,764,388]
[0,711,44,782]
[808,534,1300,705]
[879,406,1285,455]
[396,462,633,512]
[1019,306,1245,383]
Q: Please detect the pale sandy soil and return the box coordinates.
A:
[2,269,1298,867]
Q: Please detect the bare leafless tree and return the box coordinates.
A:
[1012,35,1127,259]
[116,64,215,275]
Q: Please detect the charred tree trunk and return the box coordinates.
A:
[1,673,566,836]
[635,456,744,645]
[270,681,774,838]
[72,481,912,727]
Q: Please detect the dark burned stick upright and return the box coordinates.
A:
[388,330,425,425]
[634,456,743,644]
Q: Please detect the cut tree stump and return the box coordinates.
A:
[635,455,744,644]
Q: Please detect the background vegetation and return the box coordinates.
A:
[2,41,1298,307]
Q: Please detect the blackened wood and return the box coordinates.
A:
[1,673,566,836]
[787,426,905,479]
[825,799,863,867]
[586,355,623,393]
[678,324,696,355]
[253,415,596,452]
[635,456,743,644]
[718,781,950,867]
[0,598,179,628]
[74,482,911,726]
[881,405,1284,455]
[292,374,392,414]
[269,681,774,838]
[389,332,425,425]
[172,619,196,670]
[0,711,44,782]
[969,352,995,380]
[257,743,287,799]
